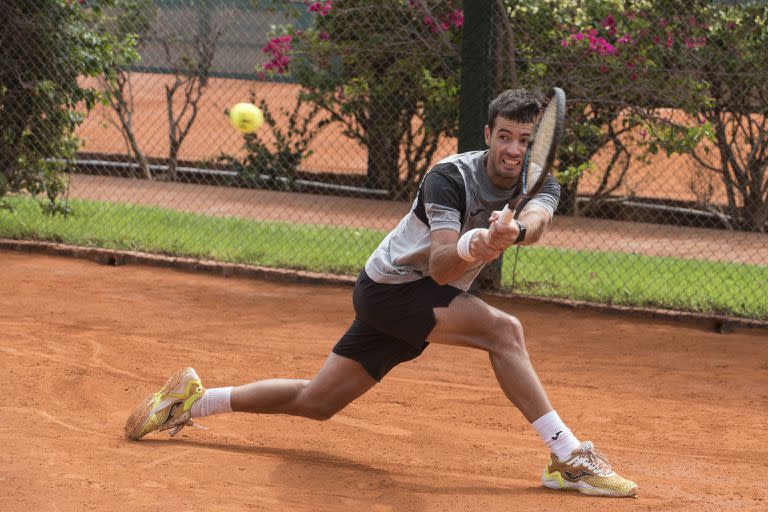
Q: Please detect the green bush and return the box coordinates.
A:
[0,0,137,213]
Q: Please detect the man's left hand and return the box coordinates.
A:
[488,211,521,250]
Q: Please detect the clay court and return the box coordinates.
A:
[1,250,766,511]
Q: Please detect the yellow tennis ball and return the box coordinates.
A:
[229,102,264,133]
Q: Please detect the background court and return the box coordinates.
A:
[1,251,766,511]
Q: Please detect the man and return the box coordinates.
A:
[124,89,637,498]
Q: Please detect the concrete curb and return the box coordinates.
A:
[0,238,355,287]
[2,238,766,333]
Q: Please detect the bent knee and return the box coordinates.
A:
[292,389,343,421]
[301,402,341,421]
[488,313,527,355]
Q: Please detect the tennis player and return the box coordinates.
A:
[124,89,637,497]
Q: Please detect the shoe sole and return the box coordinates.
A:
[123,368,192,441]
[542,474,638,498]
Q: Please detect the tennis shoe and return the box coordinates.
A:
[541,441,638,497]
[123,367,206,441]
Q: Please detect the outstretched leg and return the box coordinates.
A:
[123,353,376,441]
[230,352,377,420]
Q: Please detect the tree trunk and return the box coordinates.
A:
[366,94,400,192]
[744,188,768,232]
[556,180,579,216]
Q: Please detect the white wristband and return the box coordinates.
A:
[456,228,483,262]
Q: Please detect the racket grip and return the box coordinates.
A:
[499,205,514,225]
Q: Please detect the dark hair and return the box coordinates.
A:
[487,89,541,132]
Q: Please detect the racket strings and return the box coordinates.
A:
[527,103,559,184]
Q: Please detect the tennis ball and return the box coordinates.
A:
[228,102,264,133]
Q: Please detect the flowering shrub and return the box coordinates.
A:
[258,0,462,198]
[506,0,767,229]
[261,34,293,76]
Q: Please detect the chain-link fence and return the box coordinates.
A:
[1,0,767,320]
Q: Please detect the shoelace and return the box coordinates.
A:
[157,403,209,437]
[164,418,209,437]
[581,444,613,474]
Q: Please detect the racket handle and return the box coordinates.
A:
[499,205,514,225]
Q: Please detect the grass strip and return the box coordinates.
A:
[2,196,765,319]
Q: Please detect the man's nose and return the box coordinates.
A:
[507,139,525,157]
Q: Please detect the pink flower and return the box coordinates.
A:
[450,9,464,28]
[582,33,617,56]
[261,35,294,75]
[307,0,332,16]
[596,38,617,55]
[601,14,616,33]
[561,39,569,47]
[319,31,330,40]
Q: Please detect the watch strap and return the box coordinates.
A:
[513,220,526,244]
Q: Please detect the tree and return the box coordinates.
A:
[506,0,766,231]
[506,0,708,216]
[160,0,220,182]
[260,0,463,199]
[96,0,157,180]
[653,1,768,231]
[0,0,136,212]
[97,0,221,183]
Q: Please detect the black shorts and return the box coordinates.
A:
[332,270,463,381]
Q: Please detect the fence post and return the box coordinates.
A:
[458,0,492,153]
[460,0,505,291]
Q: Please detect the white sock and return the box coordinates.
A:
[532,410,581,461]
[191,386,233,418]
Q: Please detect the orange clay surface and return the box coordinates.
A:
[1,250,767,511]
[77,73,731,203]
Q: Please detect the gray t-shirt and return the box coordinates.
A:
[364,150,560,291]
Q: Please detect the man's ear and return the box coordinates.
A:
[484,125,491,146]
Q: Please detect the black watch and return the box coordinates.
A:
[513,220,526,244]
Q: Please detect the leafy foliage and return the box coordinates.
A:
[506,0,767,230]
[218,91,330,190]
[258,0,463,198]
[0,0,137,213]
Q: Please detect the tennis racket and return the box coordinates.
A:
[499,87,566,224]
